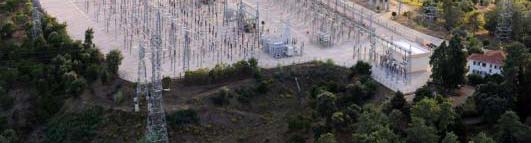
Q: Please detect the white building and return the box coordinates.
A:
[467,50,506,77]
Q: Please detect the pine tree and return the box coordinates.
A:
[430,36,466,91]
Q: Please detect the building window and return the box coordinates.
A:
[482,63,486,67]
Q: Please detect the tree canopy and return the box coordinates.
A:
[430,36,467,90]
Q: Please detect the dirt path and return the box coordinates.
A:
[451,85,476,107]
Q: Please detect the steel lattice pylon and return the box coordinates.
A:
[31,0,42,40]
[496,0,513,41]
[146,10,169,143]
[135,42,147,112]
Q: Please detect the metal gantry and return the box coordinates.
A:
[269,0,414,84]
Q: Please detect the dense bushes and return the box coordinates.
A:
[184,59,259,85]
[44,107,104,143]
[0,4,123,137]
[167,109,199,127]
[467,74,504,86]
[467,74,484,85]
[210,78,272,106]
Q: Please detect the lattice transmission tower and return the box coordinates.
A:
[135,42,147,112]
[146,10,169,143]
[31,0,42,40]
[496,0,513,41]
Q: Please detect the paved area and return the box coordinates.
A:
[40,0,443,93]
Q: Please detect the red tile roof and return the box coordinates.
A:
[467,50,506,65]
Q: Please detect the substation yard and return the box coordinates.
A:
[40,0,443,93]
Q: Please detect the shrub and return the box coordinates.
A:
[255,79,272,94]
[211,87,230,106]
[105,50,123,75]
[184,68,209,85]
[288,115,312,131]
[85,64,102,83]
[184,59,258,85]
[168,109,199,126]
[66,77,87,97]
[414,85,433,103]
[44,107,104,143]
[162,76,171,89]
[484,74,503,84]
[0,21,16,39]
[235,87,254,104]
[467,74,484,85]
[350,61,372,76]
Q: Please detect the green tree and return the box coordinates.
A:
[443,0,464,30]
[350,61,372,76]
[503,42,529,88]
[468,11,486,33]
[413,85,433,102]
[316,91,338,118]
[85,64,102,82]
[83,28,95,49]
[345,104,361,122]
[473,82,512,123]
[502,42,531,118]
[411,98,440,126]
[484,9,498,34]
[471,132,496,143]
[430,36,467,90]
[331,112,351,130]
[352,108,400,143]
[390,91,407,111]
[105,50,123,75]
[411,98,456,132]
[438,101,457,132]
[388,109,407,134]
[495,111,531,142]
[406,118,439,143]
[464,35,484,54]
[467,73,484,85]
[442,132,459,143]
